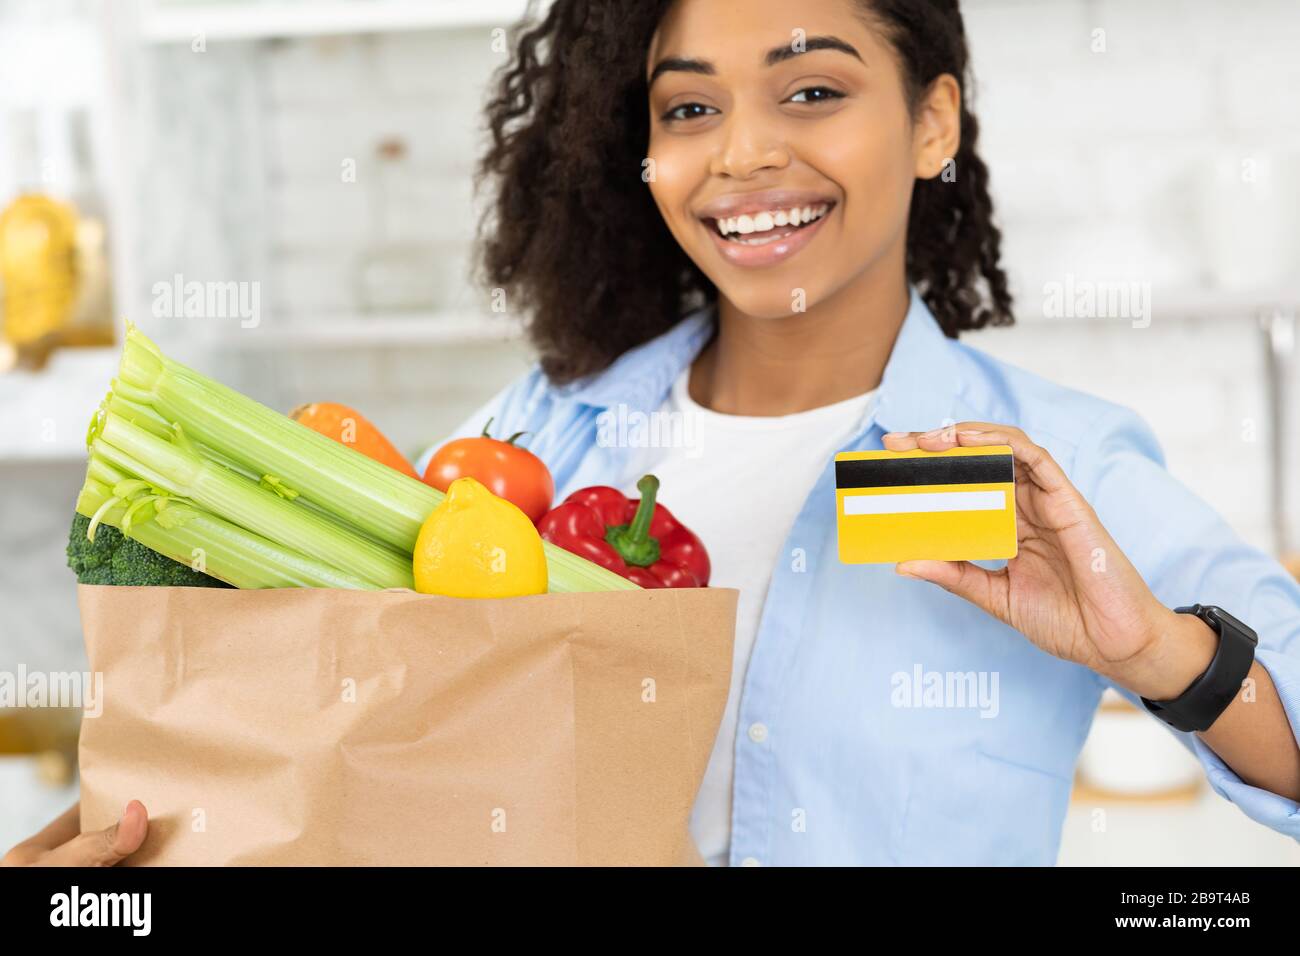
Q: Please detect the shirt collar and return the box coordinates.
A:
[555,285,964,435]
[552,303,716,411]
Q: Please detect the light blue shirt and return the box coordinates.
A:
[417,288,1300,864]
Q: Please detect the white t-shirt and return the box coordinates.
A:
[622,366,877,866]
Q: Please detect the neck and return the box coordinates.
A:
[689,261,910,417]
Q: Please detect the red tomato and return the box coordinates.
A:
[422,419,554,523]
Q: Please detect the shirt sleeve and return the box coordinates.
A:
[411,364,549,477]
[1075,405,1300,840]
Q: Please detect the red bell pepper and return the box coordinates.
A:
[536,475,710,588]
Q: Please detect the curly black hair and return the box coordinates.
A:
[476,0,1014,385]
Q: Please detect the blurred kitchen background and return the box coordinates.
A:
[1,0,1298,865]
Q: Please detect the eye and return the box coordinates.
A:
[661,102,719,123]
[786,85,846,105]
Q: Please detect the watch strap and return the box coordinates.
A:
[1140,605,1258,733]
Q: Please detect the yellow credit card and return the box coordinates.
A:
[835,446,1018,563]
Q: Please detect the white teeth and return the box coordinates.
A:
[713,203,829,238]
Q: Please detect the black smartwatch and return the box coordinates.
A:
[1141,604,1258,733]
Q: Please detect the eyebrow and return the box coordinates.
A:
[647,35,863,88]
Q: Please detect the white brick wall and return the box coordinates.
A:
[130,27,501,327]
[958,0,1300,552]
[259,29,498,320]
[965,0,1300,303]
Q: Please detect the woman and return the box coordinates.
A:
[445,0,1300,866]
[8,0,1299,867]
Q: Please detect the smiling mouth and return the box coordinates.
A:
[702,201,835,245]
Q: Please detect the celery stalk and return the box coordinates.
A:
[110,325,640,593]
[107,390,328,498]
[538,546,637,594]
[76,477,376,590]
[104,391,174,441]
[114,329,438,551]
[92,412,415,589]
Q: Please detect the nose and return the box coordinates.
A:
[708,103,791,179]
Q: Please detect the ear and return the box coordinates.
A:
[913,74,962,181]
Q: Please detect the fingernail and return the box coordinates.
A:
[882,432,905,439]
[958,429,983,436]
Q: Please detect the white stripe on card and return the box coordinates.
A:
[842,490,1007,516]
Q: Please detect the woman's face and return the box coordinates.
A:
[645,0,945,319]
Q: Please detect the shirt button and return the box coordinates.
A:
[740,857,761,867]
[747,722,768,744]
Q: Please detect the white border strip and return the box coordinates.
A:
[842,490,1007,516]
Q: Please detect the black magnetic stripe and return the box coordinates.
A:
[835,454,1013,489]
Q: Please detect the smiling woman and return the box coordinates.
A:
[643,2,968,328]
[478,0,1012,387]
[450,0,1300,869]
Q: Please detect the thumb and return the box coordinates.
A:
[44,800,148,867]
[896,560,1006,620]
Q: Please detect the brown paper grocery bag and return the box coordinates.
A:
[76,584,736,866]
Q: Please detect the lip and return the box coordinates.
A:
[702,202,835,269]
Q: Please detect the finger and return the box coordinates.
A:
[881,431,920,450]
[884,423,1074,498]
[896,559,1008,622]
[947,423,1073,495]
[885,421,1016,452]
[23,802,82,852]
[2,802,83,865]
[882,425,962,451]
[41,800,148,867]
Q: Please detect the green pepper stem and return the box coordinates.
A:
[605,474,661,568]
[628,475,659,542]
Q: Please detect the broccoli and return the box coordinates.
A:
[67,512,232,588]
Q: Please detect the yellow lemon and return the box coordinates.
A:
[413,476,547,598]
